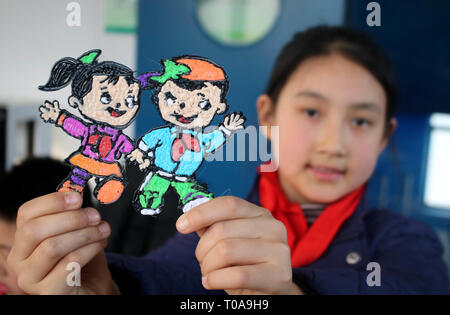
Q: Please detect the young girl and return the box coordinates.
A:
[7,26,449,294]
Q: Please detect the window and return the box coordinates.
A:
[424,113,450,209]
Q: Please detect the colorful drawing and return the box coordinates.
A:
[129,56,246,215]
[38,49,140,204]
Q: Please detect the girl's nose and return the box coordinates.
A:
[179,102,185,109]
[115,103,121,109]
[316,122,347,157]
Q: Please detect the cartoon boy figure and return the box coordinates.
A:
[129,56,245,215]
[38,50,140,204]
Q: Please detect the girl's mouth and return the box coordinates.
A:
[307,164,346,181]
[172,113,198,124]
[107,107,127,118]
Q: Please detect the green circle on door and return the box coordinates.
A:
[196,0,281,46]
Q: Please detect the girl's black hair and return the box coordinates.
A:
[39,50,138,103]
[266,26,397,133]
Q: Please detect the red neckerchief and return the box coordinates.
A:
[258,165,365,268]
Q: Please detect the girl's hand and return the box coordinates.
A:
[176,196,303,295]
[127,148,150,170]
[223,112,245,132]
[7,192,118,295]
[39,100,61,123]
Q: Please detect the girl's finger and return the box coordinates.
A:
[16,192,83,227]
[35,241,108,295]
[195,216,287,263]
[196,227,207,237]
[19,222,110,285]
[13,208,101,262]
[199,238,289,276]
[176,196,271,234]
[202,263,292,294]
[9,193,84,268]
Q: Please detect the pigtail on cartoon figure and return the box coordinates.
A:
[129,56,246,216]
[38,49,140,204]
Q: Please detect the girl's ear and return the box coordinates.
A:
[379,117,398,154]
[257,94,276,140]
[68,96,81,108]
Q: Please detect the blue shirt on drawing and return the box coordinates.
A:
[139,125,229,176]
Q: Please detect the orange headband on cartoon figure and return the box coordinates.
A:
[175,57,226,81]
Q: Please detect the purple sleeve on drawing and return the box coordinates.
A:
[58,111,88,139]
[115,134,134,159]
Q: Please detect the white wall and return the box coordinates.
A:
[0,0,137,162]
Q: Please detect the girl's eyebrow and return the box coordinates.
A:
[349,102,381,113]
[296,90,328,102]
[101,86,108,91]
[297,91,381,113]
[197,92,205,97]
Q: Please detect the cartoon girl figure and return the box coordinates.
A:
[38,49,140,204]
[129,56,245,215]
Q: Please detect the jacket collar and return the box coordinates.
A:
[245,174,368,243]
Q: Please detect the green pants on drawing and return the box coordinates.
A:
[138,173,213,210]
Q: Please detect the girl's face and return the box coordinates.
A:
[258,53,396,204]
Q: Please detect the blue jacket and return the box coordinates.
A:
[107,176,449,294]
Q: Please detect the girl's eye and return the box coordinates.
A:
[198,99,211,111]
[352,118,371,127]
[125,95,135,108]
[302,108,319,118]
[100,92,111,104]
[165,92,176,106]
